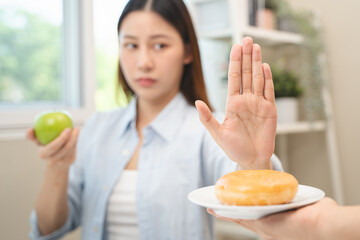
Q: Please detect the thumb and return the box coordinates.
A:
[195,100,221,141]
[26,128,41,146]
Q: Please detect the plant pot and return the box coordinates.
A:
[256,9,276,30]
[276,97,299,123]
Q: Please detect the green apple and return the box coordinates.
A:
[34,111,73,145]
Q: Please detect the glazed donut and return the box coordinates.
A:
[215,170,298,206]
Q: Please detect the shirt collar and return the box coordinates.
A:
[150,93,189,142]
[118,93,190,142]
[118,97,137,138]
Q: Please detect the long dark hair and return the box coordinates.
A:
[116,0,213,111]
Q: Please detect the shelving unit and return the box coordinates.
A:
[188,0,328,135]
[243,26,303,45]
[188,0,343,239]
[198,26,303,45]
[276,120,326,135]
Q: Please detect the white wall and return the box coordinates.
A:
[0,139,81,239]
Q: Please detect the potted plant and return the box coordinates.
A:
[256,0,278,30]
[272,67,303,123]
[269,0,326,121]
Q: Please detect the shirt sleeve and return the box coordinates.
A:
[28,201,77,240]
[28,114,97,240]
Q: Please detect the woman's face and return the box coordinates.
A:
[119,11,192,105]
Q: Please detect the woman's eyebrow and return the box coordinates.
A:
[121,34,137,39]
[149,34,172,40]
[120,34,173,40]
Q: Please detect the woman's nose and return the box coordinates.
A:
[137,48,154,71]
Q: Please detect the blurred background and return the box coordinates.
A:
[0,0,359,239]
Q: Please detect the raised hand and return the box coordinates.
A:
[196,37,277,170]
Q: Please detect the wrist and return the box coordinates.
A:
[44,164,70,185]
[46,159,72,171]
[239,159,272,170]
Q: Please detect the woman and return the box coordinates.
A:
[28,0,280,239]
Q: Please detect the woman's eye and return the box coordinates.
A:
[124,43,137,49]
[154,43,167,50]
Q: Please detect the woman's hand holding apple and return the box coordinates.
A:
[27,111,80,169]
[27,127,79,168]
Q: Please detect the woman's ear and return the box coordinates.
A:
[183,45,193,65]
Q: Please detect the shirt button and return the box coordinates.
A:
[103,185,108,191]
[93,226,98,232]
[122,149,129,156]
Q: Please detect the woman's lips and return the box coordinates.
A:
[137,78,156,87]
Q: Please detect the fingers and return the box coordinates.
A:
[26,128,35,140]
[207,208,258,232]
[227,44,242,96]
[241,37,253,94]
[26,128,41,145]
[252,44,265,96]
[38,128,72,160]
[234,219,260,233]
[195,100,221,142]
[207,209,239,224]
[263,63,275,103]
[228,37,271,99]
[48,128,79,162]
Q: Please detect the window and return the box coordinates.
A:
[93,0,128,111]
[0,0,96,139]
[0,0,64,105]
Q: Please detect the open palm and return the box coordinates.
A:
[196,37,277,169]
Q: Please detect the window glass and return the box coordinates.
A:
[93,0,128,111]
[0,0,63,106]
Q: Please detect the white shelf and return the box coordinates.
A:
[276,121,326,135]
[197,26,303,45]
[244,26,303,45]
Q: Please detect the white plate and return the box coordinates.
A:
[188,184,325,219]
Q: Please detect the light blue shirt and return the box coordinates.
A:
[29,93,282,240]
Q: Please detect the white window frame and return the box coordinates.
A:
[0,0,96,140]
